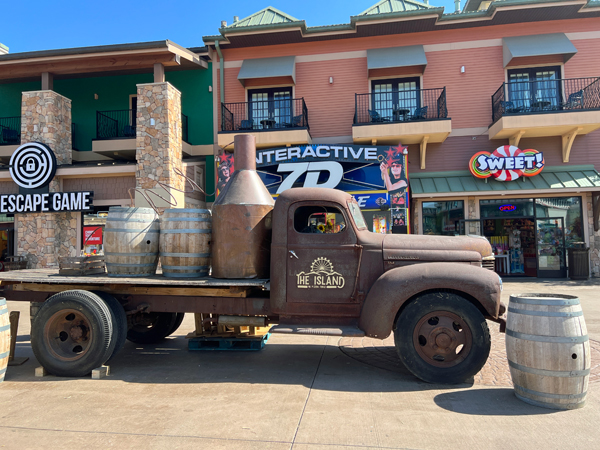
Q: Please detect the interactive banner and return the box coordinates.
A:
[216,143,410,233]
[469,145,544,181]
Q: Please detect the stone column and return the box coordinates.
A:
[586,194,600,277]
[17,91,76,268]
[135,82,184,208]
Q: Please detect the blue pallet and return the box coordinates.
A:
[188,333,271,351]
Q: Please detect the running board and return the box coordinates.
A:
[269,325,365,337]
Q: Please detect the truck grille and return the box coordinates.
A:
[482,257,495,271]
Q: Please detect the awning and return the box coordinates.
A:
[502,33,577,68]
[367,45,427,72]
[237,55,296,86]
[410,165,600,198]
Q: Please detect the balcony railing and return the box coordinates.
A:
[221,98,309,132]
[182,113,189,143]
[96,110,137,139]
[354,88,448,125]
[491,77,600,123]
[0,117,20,145]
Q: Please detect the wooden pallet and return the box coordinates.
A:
[58,256,106,276]
[188,333,270,351]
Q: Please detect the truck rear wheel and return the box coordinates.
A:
[92,291,127,361]
[126,312,179,344]
[31,290,116,377]
[394,293,490,384]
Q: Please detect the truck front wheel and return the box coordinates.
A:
[394,293,490,384]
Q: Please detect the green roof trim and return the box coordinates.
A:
[358,0,435,16]
[410,165,600,196]
[223,6,301,29]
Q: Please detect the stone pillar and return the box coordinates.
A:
[17,91,75,268]
[586,194,600,277]
[135,82,184,208]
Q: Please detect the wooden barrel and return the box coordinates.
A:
[506,293,590,410]
[104,207,160,277]
[160,209,211,278]
[0,298,9,383]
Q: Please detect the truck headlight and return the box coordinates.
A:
[498,274,503,291]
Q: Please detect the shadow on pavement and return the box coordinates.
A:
[434,388,557,416]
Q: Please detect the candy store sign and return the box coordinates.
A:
[469,145,544,181]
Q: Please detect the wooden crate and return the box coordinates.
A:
[2,256,28,271]
[59,255,106,276]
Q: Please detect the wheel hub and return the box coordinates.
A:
[413,311,473,368]
[44,309,93,361]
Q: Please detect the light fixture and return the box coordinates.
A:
[94,93,99,100]
[208,86,213,92]
[460,66,465,73]
[329,77,333,84]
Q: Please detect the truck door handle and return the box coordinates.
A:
[289,250,299,259]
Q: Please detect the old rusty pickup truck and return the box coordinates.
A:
[0,187,503,384]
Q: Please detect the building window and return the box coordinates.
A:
[480,198,534,218]
[507,66,561,111]
[535,197,583,248]
[248,88,292,129]
[371,78,420,121]
[422,200,465,235]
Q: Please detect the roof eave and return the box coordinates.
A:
[350,7,445,24]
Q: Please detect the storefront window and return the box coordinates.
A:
[480,198,534,218]
[422,201,464,235]
[535,197,583,248]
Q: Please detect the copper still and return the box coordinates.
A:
[211,134,274,278]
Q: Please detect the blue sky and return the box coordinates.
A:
[2,0,462,53]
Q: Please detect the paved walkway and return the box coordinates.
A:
[1,278,599,449]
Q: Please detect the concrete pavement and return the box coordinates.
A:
[0,279,599,449]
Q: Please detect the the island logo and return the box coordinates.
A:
[297,257,345,289]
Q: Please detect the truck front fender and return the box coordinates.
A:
[358,263,502,339]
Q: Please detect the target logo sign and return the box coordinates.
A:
[9,142,57,190]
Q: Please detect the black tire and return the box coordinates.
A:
[126,312,178,344]
[31,290,116,377]
[394,292,491,384]
[92,291,127,361]
[167,313,185,337]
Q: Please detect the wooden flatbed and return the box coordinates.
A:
[0,269,270,299]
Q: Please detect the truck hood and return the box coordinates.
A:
[382,234,492,263]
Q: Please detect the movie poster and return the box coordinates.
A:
[378,144,410,234]
[216,152,235,197]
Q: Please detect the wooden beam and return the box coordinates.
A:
[420,135,429,170]
[154,63,165,83]
[593,192,600,232]
[509,130,525,147]
[562,127,583,162]
[41,72,53,90]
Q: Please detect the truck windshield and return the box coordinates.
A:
[347,201,367,230]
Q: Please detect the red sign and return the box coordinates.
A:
[83,226,103,245]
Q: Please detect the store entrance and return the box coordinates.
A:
[482,218,536,277]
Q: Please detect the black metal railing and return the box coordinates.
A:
[491,77,600,123]
[96,110,137,139]
[71,122,78,150]
[354,87,448,125]
[0,117,20,145]
[182,113,189,143]
[221,98,309,132]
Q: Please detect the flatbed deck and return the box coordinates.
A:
[0,269,270,299]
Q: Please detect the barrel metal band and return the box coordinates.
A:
[160,229,211,234]
[0,309,7,316]
[165,209,210,213]
[514,384,587,400]
[508,307,583,317]
[0,299,6,305]
[0,324,10,333]
[0,367,6,376]
[161,252,211,258]
[161,217,211,222]
[105,252,158,257]
[105,228,159,233]
[106,263,158,267]
[510,297,580,306]
[0,351,9,359]
[106,273,155,278]
[508,360,590,377]
[506,328,588,343]
[163,265,210,271]
[106,218,158,223]
[163,272,209,278]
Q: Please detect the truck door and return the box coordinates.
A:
[287,202,361,304]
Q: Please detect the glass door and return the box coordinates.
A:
[536,217,567,278]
